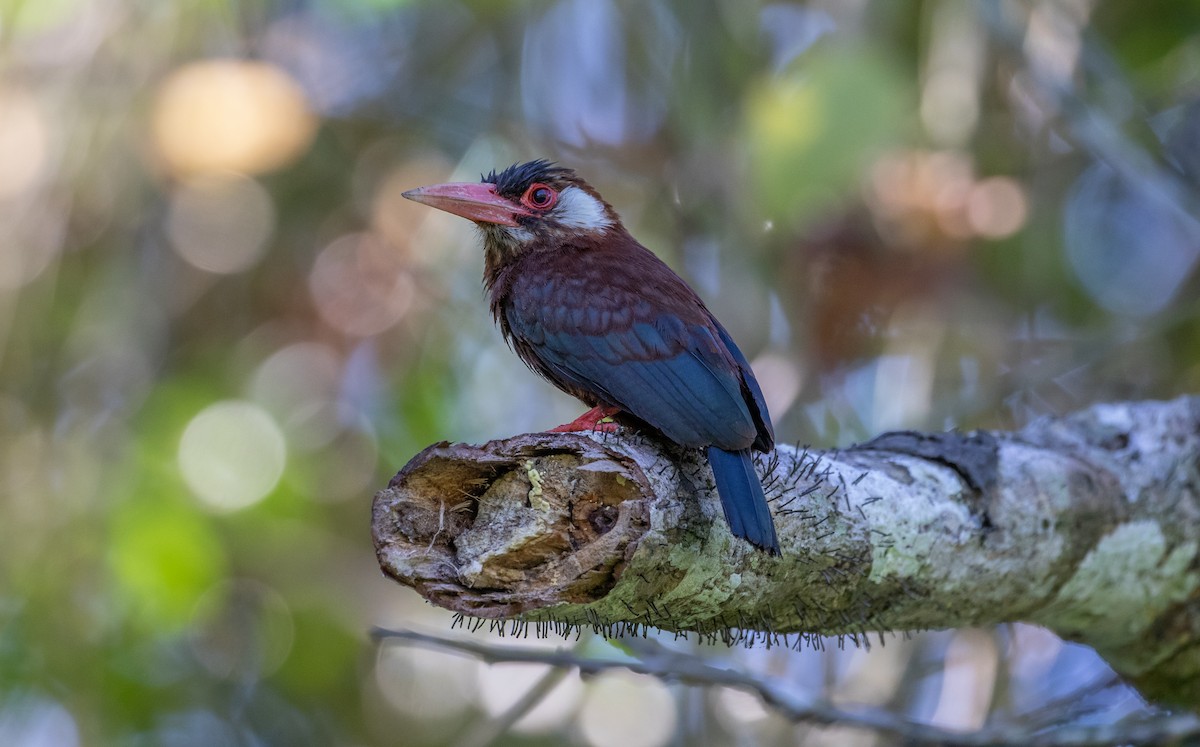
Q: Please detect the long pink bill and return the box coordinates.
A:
[402,182,532,227]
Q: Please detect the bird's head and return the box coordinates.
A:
[403,160,621,266]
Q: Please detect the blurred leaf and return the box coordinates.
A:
[108,500,227,632]
[745,43,913,227]
[1064,162,1200,317]
[106,379,232,632]
[273,609,362,700]
[319,0,416,16]
[1094,2,1200,73]
[0,0,86,33]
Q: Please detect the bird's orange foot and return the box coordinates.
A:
[548,405,622,433]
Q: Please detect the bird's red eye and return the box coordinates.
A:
[522,183,557,209]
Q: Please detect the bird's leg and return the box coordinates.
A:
[548,405,622,433]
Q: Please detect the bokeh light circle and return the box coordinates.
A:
[967,176,1028,239]
[251,341,343,449]
[189,579,295,680]
[750,352,803,419]
[0,210,63,290]
[477,663,582,734]
[178,400,286,511]
[1065,162,1200,316]
[0,86,48,200]
[0,696,80,747]
[375,645,477,721]
[577,671,676,747]
[152,59,317,176]
[309,232,413,337]
[167,174,276,274]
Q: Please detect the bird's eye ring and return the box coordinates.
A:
[522,183,557,209]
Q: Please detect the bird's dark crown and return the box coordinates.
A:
[483,160,577,199]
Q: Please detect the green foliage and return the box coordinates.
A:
[108,501,228,632]
[747,44,913,226]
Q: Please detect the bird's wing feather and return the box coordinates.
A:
[712,322,774,451]
[506,261,761,450]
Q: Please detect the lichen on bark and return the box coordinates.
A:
[372,396,1200,706]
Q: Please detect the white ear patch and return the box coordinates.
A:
[553,186,613,231]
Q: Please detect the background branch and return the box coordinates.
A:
[373,627,1200,747]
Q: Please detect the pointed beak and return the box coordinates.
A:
[402,182,532,227]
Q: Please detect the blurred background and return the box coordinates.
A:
[1,0,1198,744]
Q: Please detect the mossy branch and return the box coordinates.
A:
[372,396,1200,706]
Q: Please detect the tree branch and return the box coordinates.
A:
[372,627,1200,747]
[372,396,1200,706]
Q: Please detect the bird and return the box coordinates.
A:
[403,160,780,554]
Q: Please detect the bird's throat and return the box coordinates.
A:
[480,225,524,290]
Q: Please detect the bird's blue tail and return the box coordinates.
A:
[706,447,780,555]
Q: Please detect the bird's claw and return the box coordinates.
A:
[548,406,621,433]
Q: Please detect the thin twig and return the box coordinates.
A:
[978,1,1200,223]
[458,665,571,747]
[371,627,1200,747]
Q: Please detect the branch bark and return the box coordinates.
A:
[372,396,1200,706]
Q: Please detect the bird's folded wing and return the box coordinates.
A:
[711,321,774,452]
[510,308,759,450]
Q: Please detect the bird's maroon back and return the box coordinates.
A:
[491,232,773,454]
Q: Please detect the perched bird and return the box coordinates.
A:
[404,160,780,554]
